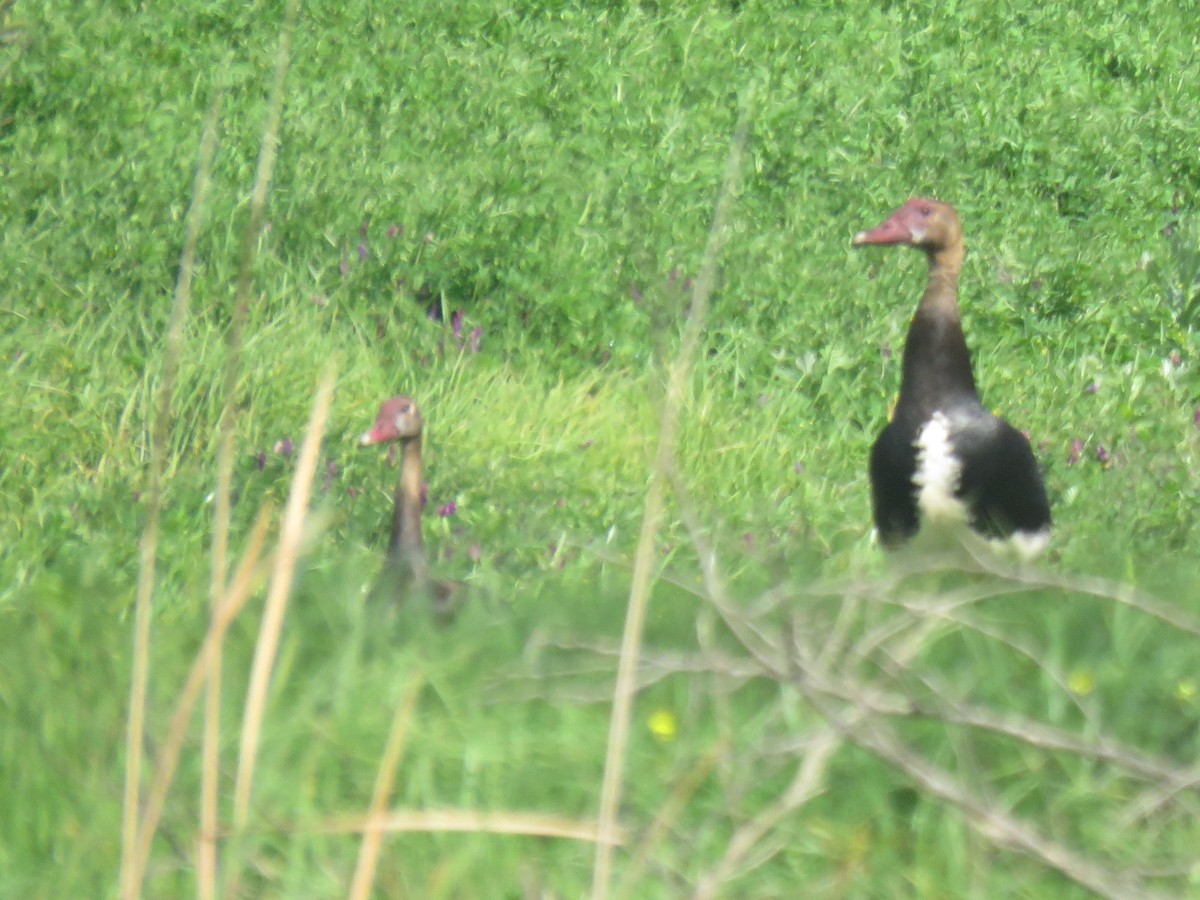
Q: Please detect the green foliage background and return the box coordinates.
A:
[1,0,1199,896]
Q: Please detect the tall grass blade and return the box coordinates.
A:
[232,364,336,828]
[125,505,273,899]
[118,85,223,900]
[590,84,753,900]
[206,2,298,891]
[348,673,426,900]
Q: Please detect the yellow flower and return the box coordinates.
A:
[1068,669,1095,696]
[1175,680,1197,703]
[647,709,678,743]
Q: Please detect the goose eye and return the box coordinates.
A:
[919,205,932,216]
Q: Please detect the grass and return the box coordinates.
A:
[2,0,1200,897]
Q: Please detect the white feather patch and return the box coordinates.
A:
[914,412,968,525]
[1008,528,1051,561]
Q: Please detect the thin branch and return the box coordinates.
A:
[615,739,727,900]
[795,678,1162,900]
[692,728,840,900]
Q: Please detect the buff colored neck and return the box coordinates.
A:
[918,241,964,318]
[390,437,429,586]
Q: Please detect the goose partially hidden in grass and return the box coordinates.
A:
[853,198,1052,558]
[360,395,462,618]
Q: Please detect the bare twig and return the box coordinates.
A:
[795,678,1162,900]
[670,471,846,897]
[692,728,840,900]
[964,545,1200,639]
[705,583,1165,900]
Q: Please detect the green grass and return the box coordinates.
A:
[2,0,1200,897]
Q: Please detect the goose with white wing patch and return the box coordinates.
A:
[853,198,1051,557]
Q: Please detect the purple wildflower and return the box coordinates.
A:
[357,241,368,262]
[274,438,294,457]
[452,309,464,342]
[881,344,892,359]
[1068,439,1084,466]
[1096,444,1111,465]
[469,326,483,354]
[438,501,457,517]
[1085,382,1099,394]
[793,461,805,475]
[387,224,402,239]
[419,482,429,507]
[255,451,267,471]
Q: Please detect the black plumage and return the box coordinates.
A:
[854,198,1051,555]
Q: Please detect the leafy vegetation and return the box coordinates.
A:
[1,0,1199,897]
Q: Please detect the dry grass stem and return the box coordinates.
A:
[211,0,298,630]
[124,505,274,899]
[348,673,426,900]
[233,363,336,828]
[590,88,753,900]
[207,3,298,892]
[118,87,223,900]
[312,809,625,845]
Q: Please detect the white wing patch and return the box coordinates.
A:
[914,412,969,525]
[1008,527,1051,561]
